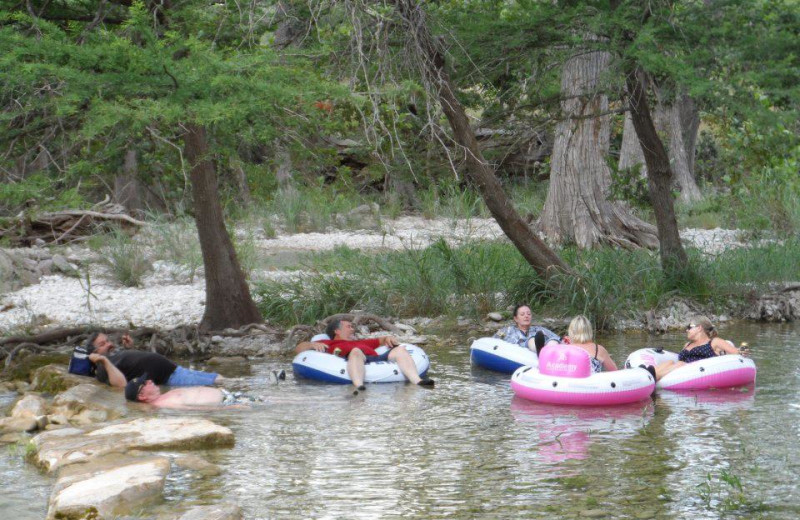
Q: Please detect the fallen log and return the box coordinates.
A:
[0,209,147,246]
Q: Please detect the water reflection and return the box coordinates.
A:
[510,398,654,464]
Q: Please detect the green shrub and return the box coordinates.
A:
[99,228,152,287]
[149,217,203,282]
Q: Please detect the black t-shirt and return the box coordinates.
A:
[95,351,177,384]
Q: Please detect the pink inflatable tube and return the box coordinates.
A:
[625,348,756,391]
[511,345,655,406]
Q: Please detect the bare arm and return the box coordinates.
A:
[599,345,618,372]
[88,354,127,387]
[378,336,400,347]
[296,342,327,354]
[713,338,741,356]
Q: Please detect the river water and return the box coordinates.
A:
[1,321,798,519]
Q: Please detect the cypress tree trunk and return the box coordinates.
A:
[184,123,263,330]
[392,0,569,278]
[624,68,689,274]
[619,92,702,203]
[114,149,145,218]
[539,48,658,249]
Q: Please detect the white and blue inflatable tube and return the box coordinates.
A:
[293,342,430,384]
[470,337,539,374]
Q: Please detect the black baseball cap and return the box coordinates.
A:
[124,373,149,402]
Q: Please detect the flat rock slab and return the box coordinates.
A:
[48,455,170,519]
[52,383,128,421]
[32,417,234,473]
[173,504,242,520]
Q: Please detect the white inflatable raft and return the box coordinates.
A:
[292,342,430,384]
[470,337,539,373]
[625,347,756,390]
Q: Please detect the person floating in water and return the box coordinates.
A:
[494,305,560,354]
[654,316,744,381]
[295,318,434,394]
[125,373,259,409]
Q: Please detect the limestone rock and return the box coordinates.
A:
[51,254,77,274]
[747,293,797,322]
[1,432,28,443]
[395,322,417,334]
[48,414,70,425]
[32,417,234,473]
[173,504,243,520]
[0,416,39,433]
[47,455,170,520]
[71,409,109,426]
[11,393,48,418]
[51,383,127,421]
[174,454,222,476]
[30,365,88,394]
[486,312,504,322]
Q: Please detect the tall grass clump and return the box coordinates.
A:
[417,184,488,221]
[254,239,532,325]
[534,247,664,329]
[149,217,203,282]
[98,228,152,287]
[694,239,800,293]
[256,272,381,325]
[269,185,377,233]
[254,234,800,328]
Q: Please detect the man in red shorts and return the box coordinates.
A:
[295,319,434,394]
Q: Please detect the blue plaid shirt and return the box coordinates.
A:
[493,325,560,349]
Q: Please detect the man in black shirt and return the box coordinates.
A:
[86,332,225,388]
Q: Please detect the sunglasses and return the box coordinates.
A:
[686,324,697,330]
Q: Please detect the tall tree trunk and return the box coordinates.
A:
[114,148,145,218]
[392,0,569,278]
[539,48,658,249]
[184,123,263,330]
[619,91,702,203]
[678,94,701,186]
[624,67,689,275]
[663,95,702,202]
[619,112,646,173]
[228,154,253,207]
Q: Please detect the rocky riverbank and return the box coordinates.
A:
[0,365,240,519]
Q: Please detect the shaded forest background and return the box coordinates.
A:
[1,0,798,329]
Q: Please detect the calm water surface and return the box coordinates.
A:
[1,322,798,519]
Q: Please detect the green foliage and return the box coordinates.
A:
[148,217,204,282]
[607,161,652,211]
[0,174,89,213]
[254,239,534,325]
[417,182,488,220]
[0,0,347,216]
[98,228,152,287]
[697,470,765,513]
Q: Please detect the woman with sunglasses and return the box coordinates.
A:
[654,315,741,381]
